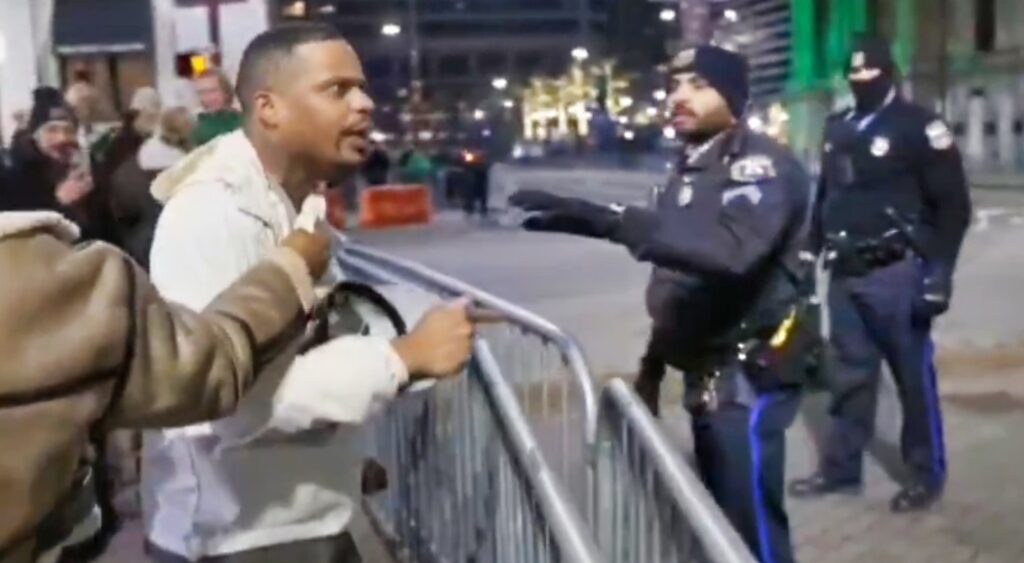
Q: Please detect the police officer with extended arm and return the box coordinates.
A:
[509,46,811,563]
[788,36,972,512]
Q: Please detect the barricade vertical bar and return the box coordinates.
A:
[343,244,599,518]
[342,252,602,563]
[593,379,756,563]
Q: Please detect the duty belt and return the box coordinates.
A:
[825,229,909,277]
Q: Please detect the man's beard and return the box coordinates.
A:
[682,117,733,145]
[679,104,734,142]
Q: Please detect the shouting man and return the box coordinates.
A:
[143,23,474,563]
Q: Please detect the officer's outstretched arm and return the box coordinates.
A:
[916,120,972,269]
[614,169,803,277]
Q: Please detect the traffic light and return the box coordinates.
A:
[175,52,218,78]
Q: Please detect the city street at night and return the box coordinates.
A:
[7,0,1024,561]
[355,167,1024,563]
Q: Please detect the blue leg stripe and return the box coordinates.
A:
[923,338,947,479]
[749,395,776,563]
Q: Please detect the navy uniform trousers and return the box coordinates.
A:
[820,258,947,487]
[683,365,801,563]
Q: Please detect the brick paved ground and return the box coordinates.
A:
[655,372,1024,563]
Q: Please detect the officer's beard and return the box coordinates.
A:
[849,76,894,114]
[680,107,735,146]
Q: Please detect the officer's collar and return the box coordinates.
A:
[681,125,748,170]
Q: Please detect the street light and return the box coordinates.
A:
[381,23,402,37]
[473,109,486,121]
[653,89,667,102]
[571,47,589,62]
[724,9,739,23]
[659,9,676,23]
[491,77,508,91]
[502,99,515,109]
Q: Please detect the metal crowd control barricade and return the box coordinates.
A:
[338,251,602,563]
[342,244,599,513]
[593,379,756,563]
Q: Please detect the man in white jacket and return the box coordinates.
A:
[143,23,473,562]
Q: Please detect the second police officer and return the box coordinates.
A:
[788,36,972,512]
[510,46,812,563]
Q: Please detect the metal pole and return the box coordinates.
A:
[938,0,949,118]
[578,0,589,51]
[407,0,419,88]
[678,0,687,43]
[677,0,710,46]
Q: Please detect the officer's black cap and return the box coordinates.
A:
[846,35,896,77]
[667,45,749,119]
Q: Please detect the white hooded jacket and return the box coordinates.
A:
[143,130,409,559]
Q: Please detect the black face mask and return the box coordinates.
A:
[849,76,893,113]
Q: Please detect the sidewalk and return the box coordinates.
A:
[971,172,1024,190]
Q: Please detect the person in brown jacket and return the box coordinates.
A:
[0,209,329,563]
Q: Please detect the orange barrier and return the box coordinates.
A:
[358,184,433,229]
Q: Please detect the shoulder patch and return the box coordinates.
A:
[722,184,763,206]
[730,155,776,183]
[925,120,954,150]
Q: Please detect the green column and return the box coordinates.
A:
[789,0,818,92]
[825,0,869,78]
[891,0,917,73]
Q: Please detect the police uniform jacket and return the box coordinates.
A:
[615,125,811,365]
[814,94,972,270]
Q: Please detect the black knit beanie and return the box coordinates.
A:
[668,45,750,119]
[846,35,896,78]
[28,86,78,133]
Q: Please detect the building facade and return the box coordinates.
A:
[291,0,609,134]
[781,0,1024,174]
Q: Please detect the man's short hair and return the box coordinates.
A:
[235,22,346,115]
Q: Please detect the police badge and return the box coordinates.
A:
[870,136,890,157]
[677,184,694,207]
[851,51,866,70]
[671,48,696,71]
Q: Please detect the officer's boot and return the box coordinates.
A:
[890,482,942,513]
[788,473,863,498]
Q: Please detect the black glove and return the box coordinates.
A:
[508,189,572,212]
[634,375,662,418]
[914,269,952,321]
[511,190,622,240]
[633,344,666,417]
[522,210,620,239]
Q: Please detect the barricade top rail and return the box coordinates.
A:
[475,341,605,563]
[340,242,599,441]
[599,379,756,563]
